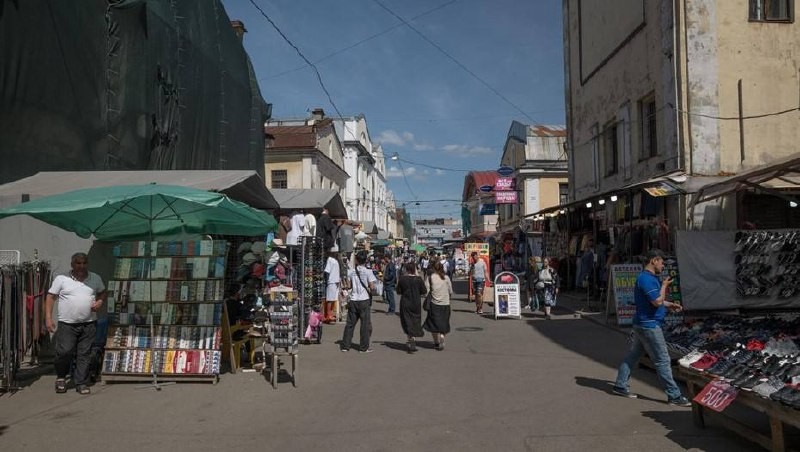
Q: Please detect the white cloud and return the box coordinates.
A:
[435,169,445,175]
[376,130,407,147]
[441,144,495,156]
[386,165,417,178]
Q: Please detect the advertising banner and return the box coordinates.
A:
[610,264,642,326]
[495,177,514,191]
[495,191,518,204]
[494,272,521,319]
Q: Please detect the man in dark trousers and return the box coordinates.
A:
[316,208,336,251]
[341,252,377,353]
[382,255,398,315]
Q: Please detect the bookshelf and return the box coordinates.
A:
[101,240,228,383]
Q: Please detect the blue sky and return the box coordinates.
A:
[222,0,565,219]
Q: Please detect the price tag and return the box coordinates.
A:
[693,379,738,412]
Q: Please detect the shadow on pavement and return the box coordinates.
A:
[574,376,663,404]
[641,410,762,451]
[381,341,411,353]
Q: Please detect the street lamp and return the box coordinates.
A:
[391,153,399,161]
[585,202,592,208]
[598,199,606,205]
[610,195,618,202]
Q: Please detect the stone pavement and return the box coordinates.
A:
[0,278,759,451]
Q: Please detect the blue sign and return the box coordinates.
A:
[497,166,514,177]
[478,185,493,193]
[479,203,497,215]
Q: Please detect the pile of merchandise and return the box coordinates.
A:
[670,313,800,406]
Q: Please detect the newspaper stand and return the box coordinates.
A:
[493,271,522,320]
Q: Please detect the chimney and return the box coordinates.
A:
[230,20,247,42]
[310,108,325,122]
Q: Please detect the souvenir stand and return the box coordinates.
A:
[295,236,325,341]
[102,240,227,383]
[263,285,298,388]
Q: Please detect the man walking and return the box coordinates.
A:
[46,252,106,394]
[382,255,398,315]
[470,251,487,315]
[612,249,691,407]
[341,252,377,353]
[323,251,341,323]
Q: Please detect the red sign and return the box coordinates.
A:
[693,379,738,412]
[495,191,518,204]
[495,178,514,191]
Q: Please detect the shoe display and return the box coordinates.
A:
[678,350,705,368]
[753,376,784,398]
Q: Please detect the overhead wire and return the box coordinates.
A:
[373,0,542,126]
[259,0,458,81]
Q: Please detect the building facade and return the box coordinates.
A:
[334,115,394,234]
[414,218,462,249]
[497,122,569,231]
[563,0,800,228]
[264,109,348,197]
[461,171,500,238]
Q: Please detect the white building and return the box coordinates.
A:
[334,115,395,235]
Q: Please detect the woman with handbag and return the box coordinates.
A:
[536,257,560,319]
[396,262,427,353]
[423,260,453,351]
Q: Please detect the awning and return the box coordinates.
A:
[691,152,800,207]
[270,189,347,218]
[524,171,728,219]
[359,221,378,235]
[377,229,390,240]
[0,170,278,210]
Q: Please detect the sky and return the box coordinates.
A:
[221,0,566,219]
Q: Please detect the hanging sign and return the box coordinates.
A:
[495,191,518,204]
[478,185,494,193]
[495,178,514,191]
[493,271,521,319]
[497,166,514,177]
[479,203,496,215]
[643,182,680,197]
[661,256,684,327]
[610,264,642,326]
[464,242,490,257]
[693,380,738,412]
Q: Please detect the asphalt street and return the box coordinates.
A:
[0,279,760,451]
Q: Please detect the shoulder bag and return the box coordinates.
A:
[355,266,373,298]
[423,274,433,311]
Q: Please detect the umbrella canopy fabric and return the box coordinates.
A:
[0,184,277,240]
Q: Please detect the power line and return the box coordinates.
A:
[667,103,799,121]
[259,0,458,81]
[247,0,344,119]
[373,0,541,126]
[392,155,473,172]
[394,158,418,200]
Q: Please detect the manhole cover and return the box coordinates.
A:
[455,327,483,332]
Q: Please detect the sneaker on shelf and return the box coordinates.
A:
[691,353,719,372]
[753,377,784,398]
[668,396,692,407]
[678,350,705,369]
[738,374,766,391]
[612,387,638,399]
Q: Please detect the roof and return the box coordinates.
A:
[266,118,333,149]
[530,125,567,137]
[462,170,499,200]
[0,170,278,210]
[270,188,347,218]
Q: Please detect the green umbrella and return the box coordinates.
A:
[0,183,277,240]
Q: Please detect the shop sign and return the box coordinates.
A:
[694,380,738,412]
[493,272,521,319]
[495,178,514,191]
[497,166,514,177]
[609,264,642,326]
[478,185,494,193]
[495,191,518,204]
[464,242,490,257]
[644,182,680,197]
[479,203,496,215]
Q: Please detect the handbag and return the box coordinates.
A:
[423,275,433,311]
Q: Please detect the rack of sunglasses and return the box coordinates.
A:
[297,236,325,339]
[101,240,228,383]
[267,289,298,353]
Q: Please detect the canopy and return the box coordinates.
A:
[270,189,347,218]
[0,184,277,241]
[0,170,278,210]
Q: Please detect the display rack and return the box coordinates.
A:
[297,236,325,338]
[101,240,228,384]
[264,286,298,388]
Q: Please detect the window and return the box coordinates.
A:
[750,0,793,21]
[603,121,618,176]
[639,95,658,160]
[559,183,569,205]
[271,170,287,189]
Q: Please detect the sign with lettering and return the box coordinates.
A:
[478,185,494,193]
[495,191,518,204]
[497,166,514,177]
[493,272,521,319]
[610,264,642,326]
[694,379,738,412]
[495,178,514,191]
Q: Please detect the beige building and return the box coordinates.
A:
[563,0,800,228]
[498,122,568,230]
[264,109,348,198]
[461,171,500,238]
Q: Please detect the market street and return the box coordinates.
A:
[0,279,756,452]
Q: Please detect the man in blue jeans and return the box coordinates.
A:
[613,249,691,407]
[382,255,397,315]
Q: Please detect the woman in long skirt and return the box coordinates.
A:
[396,262,427,352]
[536,257,560,319]
[424,260,453,351]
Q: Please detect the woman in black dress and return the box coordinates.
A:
[396,262,427,352]
[424,260,453,350]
